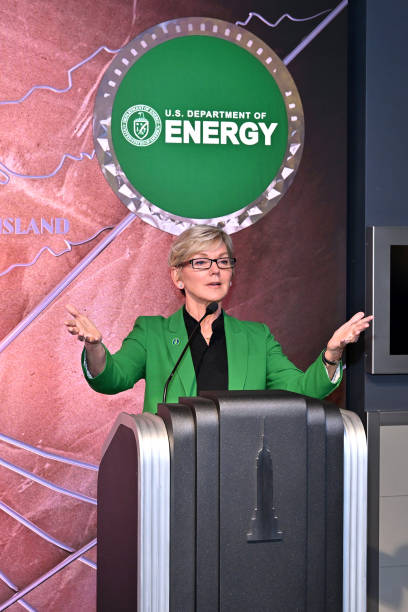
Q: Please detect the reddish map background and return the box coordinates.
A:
[0,0,346,609]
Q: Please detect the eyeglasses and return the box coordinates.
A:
[187,257,237,270]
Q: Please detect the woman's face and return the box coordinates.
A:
[171,240,233,308]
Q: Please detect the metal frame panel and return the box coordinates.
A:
[134,414,170,612]
[341,409,367,612]
[98,412,170,612]
[366,226,408,373]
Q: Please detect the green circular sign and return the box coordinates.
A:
[94,18,304,234]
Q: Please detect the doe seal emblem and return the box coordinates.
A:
[121,105,162,147]
[94,17,304,234]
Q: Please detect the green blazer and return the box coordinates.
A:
[82,308,341,413]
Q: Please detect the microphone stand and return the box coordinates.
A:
[162,302,218,403]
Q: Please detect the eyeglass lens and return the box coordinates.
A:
[190,258,236,269]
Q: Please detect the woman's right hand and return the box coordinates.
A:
[65,304,102,344]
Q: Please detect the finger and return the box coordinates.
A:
[352,321,372,334]
[64,320,77,327]
[348,312,365,324]
[66,304,80,318]
[66,327,79,335]
[351,321,369,332]
[343,324,370,344]
[351,315,373,326]
[64,321,78,331]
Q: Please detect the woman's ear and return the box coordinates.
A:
[170,267,183,289]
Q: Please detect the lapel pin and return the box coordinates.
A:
[172,337,181,345]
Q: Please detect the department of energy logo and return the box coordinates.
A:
[121,105,162,146]
[93,17,304,235]
[124,107,277,147]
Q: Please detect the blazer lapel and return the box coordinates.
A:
[165,308,197,398]
[224,313,248,390]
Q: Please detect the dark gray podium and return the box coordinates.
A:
[97,390,344,612]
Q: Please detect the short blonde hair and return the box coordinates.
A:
[168,225,234,268]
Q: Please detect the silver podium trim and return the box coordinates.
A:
[103,413,170,612]
[341,409,367,612]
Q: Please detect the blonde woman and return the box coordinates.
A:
[65,225,372,413]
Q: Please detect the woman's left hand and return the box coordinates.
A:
[325,312,373,362]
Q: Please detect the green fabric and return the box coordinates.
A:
[82,308,342,413]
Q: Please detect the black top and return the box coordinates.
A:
[183,307,228,392]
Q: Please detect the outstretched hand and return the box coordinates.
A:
[326,312,373,361]
[64,304,102,344]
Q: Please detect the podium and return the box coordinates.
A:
[97,391,366,612]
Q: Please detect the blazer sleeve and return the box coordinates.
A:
[264,325,342,400]
[81,316,148,395]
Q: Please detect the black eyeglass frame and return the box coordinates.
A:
[186,257,237,270]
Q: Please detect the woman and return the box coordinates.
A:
[65,225,372,413]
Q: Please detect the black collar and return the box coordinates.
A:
[183,306,224,336]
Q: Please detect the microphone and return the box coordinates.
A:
[162,302,218,403]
